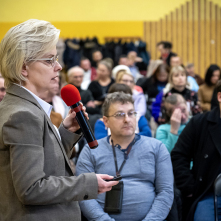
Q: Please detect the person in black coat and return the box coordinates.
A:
[171,80,221,221]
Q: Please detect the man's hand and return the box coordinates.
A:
[62,102,88,133]
[96,174,119,194]
[170,108,181,135]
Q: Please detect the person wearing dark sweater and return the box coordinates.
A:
[137,63,170,112]
[88,60,115,106]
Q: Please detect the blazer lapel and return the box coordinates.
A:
[7,84,73,173]
[44,113,73,172]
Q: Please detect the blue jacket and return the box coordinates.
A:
[152,91,164,122]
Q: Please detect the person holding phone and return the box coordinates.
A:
[76,92,174,221]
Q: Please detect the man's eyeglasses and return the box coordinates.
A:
[107,111,137,119]
[29,55,59,67]
[0,87,5,92]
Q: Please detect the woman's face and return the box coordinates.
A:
[97,64,110,79]
[172,71,187,87]
[211,70,220,85]
[23,46,62,96]
[169,102,189,124]
[156,70,168,82]
[120,74,134,90]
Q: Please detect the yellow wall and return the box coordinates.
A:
[1,0,221,42]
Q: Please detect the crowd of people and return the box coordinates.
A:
[0,19,221,221]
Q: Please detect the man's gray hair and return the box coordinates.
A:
[102,92,134,116]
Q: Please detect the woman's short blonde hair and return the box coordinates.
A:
[115,70,134,83]
[0,19,60,87]
[168,66,187,88]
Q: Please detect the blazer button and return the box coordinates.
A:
[84,194,88,200]
[204,154,208,158]
[199,177,203,181]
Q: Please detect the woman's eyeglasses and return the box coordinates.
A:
[29,55,59,67]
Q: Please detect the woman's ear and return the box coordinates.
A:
[21,63,28,77]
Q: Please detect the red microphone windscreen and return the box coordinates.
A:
[61,84,81,106]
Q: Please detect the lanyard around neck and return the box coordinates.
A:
[111,138,135,176]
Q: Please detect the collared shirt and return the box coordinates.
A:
[107,134,140,154]
[76,135,174,221]
[14,84,61,139]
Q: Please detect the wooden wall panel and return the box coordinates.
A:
[187,1,193,65]
[143,0,221,77]
[182,4,188,66]
[211,2,216,64]
[217,8,221,68]
[205,0,211,73]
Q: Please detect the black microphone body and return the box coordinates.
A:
[71,102,98,149]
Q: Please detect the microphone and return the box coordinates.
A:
[61,84,98,149]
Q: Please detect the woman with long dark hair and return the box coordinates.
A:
[198,64,221,111]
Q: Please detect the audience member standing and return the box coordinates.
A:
[198,64,221,112]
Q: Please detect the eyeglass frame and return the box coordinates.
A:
[29,54,59,67]
[106,111,137,119]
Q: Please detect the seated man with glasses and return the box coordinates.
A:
[76,92,174,221]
